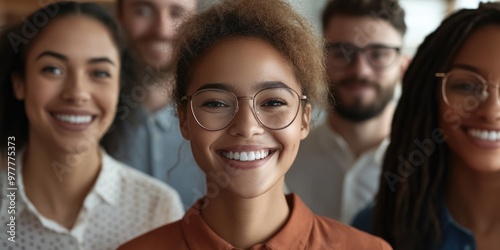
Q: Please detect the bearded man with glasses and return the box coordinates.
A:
[286,0,410,224]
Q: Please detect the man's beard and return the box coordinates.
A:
[329,78,396,122]
[134,36,175,73]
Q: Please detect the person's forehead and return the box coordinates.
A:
[122,0,197,10]
[452,25,500,78]
[29,16,120,62]
[324,15,402,47]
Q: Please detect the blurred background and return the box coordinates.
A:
[286,0,500,56]
[0,0,498,57]
[0,0,116,26]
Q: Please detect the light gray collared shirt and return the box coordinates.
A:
[286,122,388,223]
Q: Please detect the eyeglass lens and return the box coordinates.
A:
[442,70,495,108]
[326,43,399,68]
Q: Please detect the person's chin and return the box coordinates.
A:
[339,100,376,111]
[144,57,173,71]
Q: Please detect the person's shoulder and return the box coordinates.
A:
[312,215,391,250]
[117,221,187,250]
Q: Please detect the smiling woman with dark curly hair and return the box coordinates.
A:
[118,0,393,249]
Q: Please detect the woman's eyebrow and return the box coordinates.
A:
[253,81,289,91]
[196,83,234,92]
[36,51,67,61]
[88,57,116,66]
[36,51,116,66]
[449,63,480,73]
[195,81,291,93]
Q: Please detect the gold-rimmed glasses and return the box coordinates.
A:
[436,69,500,109]
[181,87,307,131]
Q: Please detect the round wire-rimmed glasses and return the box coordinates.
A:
[181,87,308,131]
[436,69,499,109]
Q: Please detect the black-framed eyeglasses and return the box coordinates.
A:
[181,87,307,131]
[325,42,401,69]
[436,69,500,109]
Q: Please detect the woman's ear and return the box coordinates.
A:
[11,73,26,100]
[178,106,190,141]
[300,103,311,140]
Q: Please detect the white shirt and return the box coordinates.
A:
[286,122,388,224]
[0,150,184,250]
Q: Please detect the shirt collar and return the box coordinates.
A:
[264,194,314,248]
[17,148,120,207]
[318,122,351,156]
[181,200,233,250]
[319,122,389,166]
[92,150,121,205]
[439,200,473,234]
[438,200,476,249]
[180,194,314,250]
[15,149,72,234]
[12,148,120,240]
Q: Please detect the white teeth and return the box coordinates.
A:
[240,152,248,161]
[468,129,500,141]
[223,150,270,162]
[54,114,93,124]
[248,151,256,161]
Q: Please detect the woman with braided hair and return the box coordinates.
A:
[353,2,500,250]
